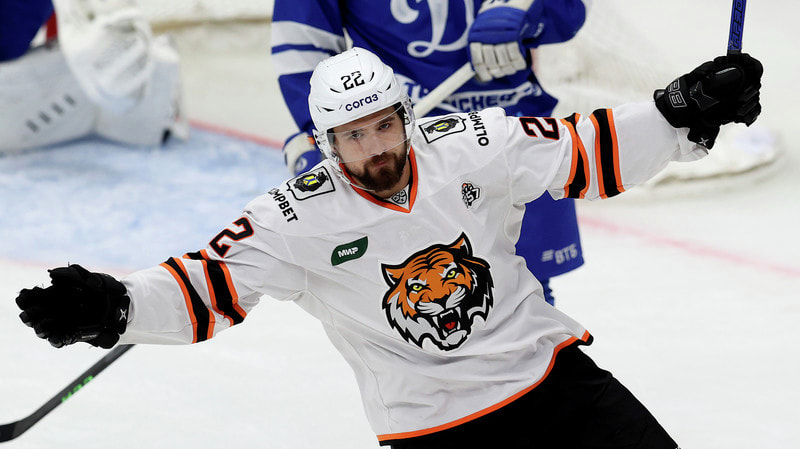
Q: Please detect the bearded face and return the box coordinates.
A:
[342,149,408,193]
[330,105,411,196]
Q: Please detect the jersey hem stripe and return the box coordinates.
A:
[376,330,592,443]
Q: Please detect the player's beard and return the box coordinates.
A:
[344,149,407,193]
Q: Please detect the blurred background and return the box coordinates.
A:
[1,1,797,448]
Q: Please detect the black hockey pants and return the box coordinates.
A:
[384,343,678,449]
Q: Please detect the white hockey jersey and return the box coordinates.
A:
[118,103,706,441]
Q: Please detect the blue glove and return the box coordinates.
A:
[468,0,540,82]
[283,131,323,175]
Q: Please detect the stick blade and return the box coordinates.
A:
[0,420,27,443]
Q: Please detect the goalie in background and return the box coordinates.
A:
[0,0,187,153]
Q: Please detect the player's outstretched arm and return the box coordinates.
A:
[16,265,130,349]
[654,53,762,149]
[507,54,763,202]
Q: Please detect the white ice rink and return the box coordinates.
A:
[1,1,798,448]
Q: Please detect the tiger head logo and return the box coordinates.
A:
[381,233,493,351]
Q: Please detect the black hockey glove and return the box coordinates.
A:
[654,53,762,148]
[16,264,130,349]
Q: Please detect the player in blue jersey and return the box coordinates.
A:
[271,0,589,305]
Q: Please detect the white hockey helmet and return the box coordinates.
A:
[309,47,414,163]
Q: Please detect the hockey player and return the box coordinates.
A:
[0,0,186,153]
[271,0,590,305]
[16,48,762,448]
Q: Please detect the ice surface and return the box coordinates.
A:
[0,130,286,270]
[1,0,798,448]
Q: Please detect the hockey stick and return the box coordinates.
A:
[417,1,749,117]
[0,344,134,442]
[727,0,747,55]
[413,62,476,117]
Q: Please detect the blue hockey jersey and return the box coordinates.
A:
[271,0,588,135]
[0,0,54,61]
[271,0,588,281]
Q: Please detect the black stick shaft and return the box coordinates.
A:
[0,344,134,442]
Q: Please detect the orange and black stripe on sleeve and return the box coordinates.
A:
[589,109,625,198]
[184,250,247,326]
[161,257,215,343]
[560,113,590,199]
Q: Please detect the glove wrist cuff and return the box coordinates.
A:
[479,0,536,13]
